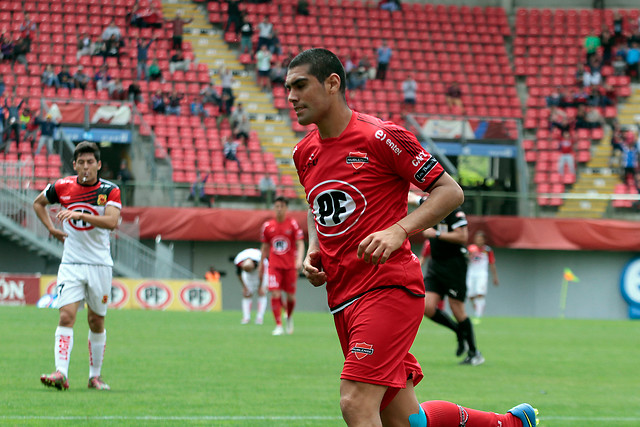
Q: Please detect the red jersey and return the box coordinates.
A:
[260,217,304,269]
[45,177,121,266]
[293,111,445,312]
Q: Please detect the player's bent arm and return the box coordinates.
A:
[303,209,327,287]
[490,263,499,285]
[57,205,121,230]
[259,242,269,275]
[33,192,67,241]
[296,238,305,270]
[397,172,464,235]
[437,225,468,245]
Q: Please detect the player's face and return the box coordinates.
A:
[73,153,101,185]
[285,64,332,126]
[474,233,485,246]
[274,201,287,221]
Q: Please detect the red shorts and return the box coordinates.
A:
[334,287,425,390]
[267,267,298,294]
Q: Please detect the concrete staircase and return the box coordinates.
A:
[160,0,304,197]
[617,86,640,127]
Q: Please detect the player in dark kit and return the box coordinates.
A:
[287,47,537,427]
[421,202,484,366]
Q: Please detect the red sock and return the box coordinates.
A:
[271,297,282,326]
[286,298,295,318]
[420,401,521,427]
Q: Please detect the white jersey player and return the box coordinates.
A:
[33,141,121,391]
[234,248,268,324]
[466,231,499,321]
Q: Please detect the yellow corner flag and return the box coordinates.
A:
[563,268,580,283]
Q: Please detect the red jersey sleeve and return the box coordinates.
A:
[291,219,304,240]
[369,122,444,192]
[486,246,496,264]
[106,186,122,209]
[259,221,269,243]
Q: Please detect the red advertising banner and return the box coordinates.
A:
[0,274,41,305]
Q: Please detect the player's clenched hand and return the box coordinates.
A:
[303,250,327,287]
[357,224,406,264]
[57,210,83,222]
[49,228,68,242]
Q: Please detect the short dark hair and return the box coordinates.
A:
[74,141,100,162]
[288,48,346,94]
[274,196,288,205]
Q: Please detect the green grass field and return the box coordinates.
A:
[1,306,639,426]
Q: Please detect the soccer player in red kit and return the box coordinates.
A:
[33,141,121,391]
[260,196,305,335]
[287,48,537,427]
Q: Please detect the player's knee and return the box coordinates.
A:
[58,310,76,327]
[87,313,105,333]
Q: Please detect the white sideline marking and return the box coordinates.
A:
[2,415,640,422]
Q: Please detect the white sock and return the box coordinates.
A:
[54,326,74,378]
[257,295,267,320]
[88,330,106,378]
[475,296,486,318]
[242,298,252,320]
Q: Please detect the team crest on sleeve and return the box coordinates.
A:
[346,152,369,170]
[308,180,367,237]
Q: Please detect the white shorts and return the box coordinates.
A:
[241,270,267,294]
[466,272,488,298]
[55,263,112,316]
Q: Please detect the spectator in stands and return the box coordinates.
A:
[600,27,615,65]
[230,102,250,146]
[445,82,464,113]
[41,65,61,89]
[574,104,591,129]
[270,57,287,85]
[239,11,253,54]
[169,48,189,74]
[73,66,90,91]
[219,66,235,101]
[347,66,368,91]
[0,33,13,62]
[224,0,242,35]
[344,50,358,80]
[201,83,221,106]
[217,90,233,130]
[586,105,604,128]
[166,90,184,116]
[128,80,142,104]
[0,75,5,98]
[255,45,273,92]
[116,159,134,205]
[223,136,242,171]
[94,64,112,92]
[151,90,166,114]
[12,37,29,71]
[188,170,211,207]
[259,175,276,203]
[621,137,638,188]
[20,107,32,131]
[34,114,60,156]
[141,4,164,29]
[297,0,309,16]
[190,96,209,118]
[359,55,376,80]
[256,16,273,52]
[549,105,570,132]
[77,33,92,61]
[545,86,562,107]
[375,40,392,80]
[148,59,162,81]
[557,131,575,176]
[629,29,640,48]
[0,100,5,145]
[379,0,401,12]
[104,34,123,66]
[168,11,192,50]
[136,37,154,81]
[24,110,39,145]
[92,38,106,58]
[58,65,74,90]
[584,30,601,63]
[613,52,628,76]
[102,19,122,42]
[402,73,417,113]
[613,11,625,44]
[108,78,127,101]
[626,42,640,81]
[3,98,23,150]
[582,60,602,87]
[19,13,36,51]
[270,30,282,56]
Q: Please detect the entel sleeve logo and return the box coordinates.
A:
[308,180,367,237]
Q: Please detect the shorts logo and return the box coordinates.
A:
[346,152,369,170]
[97,194,107,206]
[102,294,108,304]
[351,342,374,360]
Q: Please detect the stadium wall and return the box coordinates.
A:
[0,237,633,319]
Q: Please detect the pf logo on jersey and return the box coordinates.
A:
[308,180,367,237]
[66,203,98,231]
[272,237,290,255]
